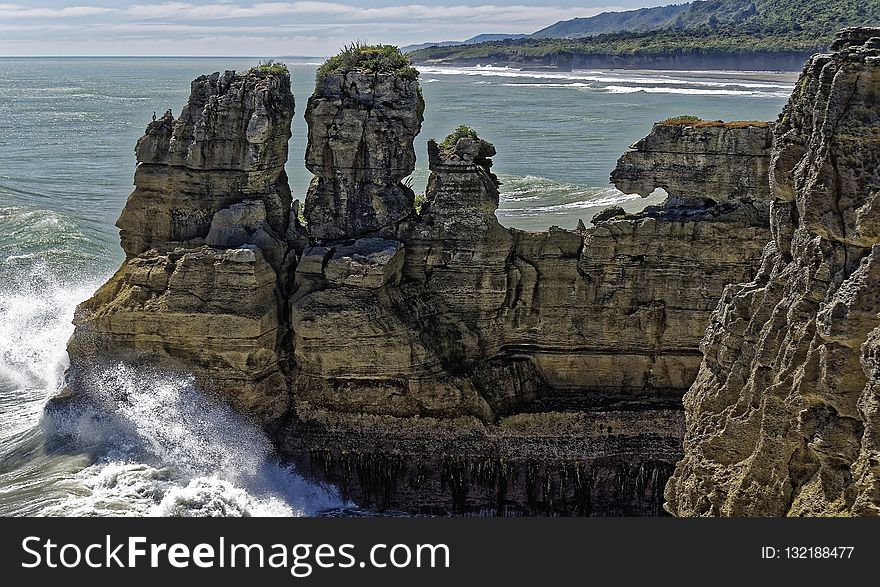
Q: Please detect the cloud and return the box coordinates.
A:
[0,1,630,55]
[122,2,617,24]
[0,4,114,18]
[0,2,624,25]
[125,2,353,20]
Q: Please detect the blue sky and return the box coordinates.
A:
[0,1,667,56]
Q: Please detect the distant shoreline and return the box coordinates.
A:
[413,51,814,73]
[417,64,803,82]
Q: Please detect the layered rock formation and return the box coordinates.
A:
[610,120,772,209]
[283,86,775,513]
[67,68,295,424]
[66,47,797,515]
[303,71,423,240]
[666,29,880,517]
[118,70,294,257]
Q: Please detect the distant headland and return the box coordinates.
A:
[408,0,880,71]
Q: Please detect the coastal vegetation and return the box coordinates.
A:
[410,0,879,64]
[411,25,827,63]
[316,42,419,83]
[414,192,426,214]
[252,59,288,74]
[438,125,495,156]
[659,116,770,128]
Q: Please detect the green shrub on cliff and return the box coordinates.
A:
[414,192,427,214]
[660,115,701,125]
[438,125,496,158]
[409,0,878,64]
[316,43,419,83]
[439,125,480,151]
[659,115,769,128]
[252,59,288,74]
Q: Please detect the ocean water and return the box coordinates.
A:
[0,57,795,516]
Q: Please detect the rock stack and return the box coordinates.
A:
[303,70,423,240]
[610,119,773,211]
[67,68,295,424]
[118,70,294,259]
[64,39,876,515]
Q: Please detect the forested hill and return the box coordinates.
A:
[411,0,880,70]
[532,1,876,39]
[531,3,690,38]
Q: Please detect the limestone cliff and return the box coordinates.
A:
[67,67,295,424]
[666,29,880,517]
[283,80,775,513]
[118,70,294,258]
[303,71,423,240]
[66,48,782,515]
[610,120,772,209]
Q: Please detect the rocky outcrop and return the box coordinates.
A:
[118,70,294,259]
[610,120,773,209]
[67,68,295,424]
[284,104,774,512]
[66,49,784,515]
[303,72,423,240]
[666,29,880,517]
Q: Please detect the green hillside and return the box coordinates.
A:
[532,3,689,38]
[412,0,880,67]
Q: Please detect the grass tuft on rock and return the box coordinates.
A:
[414,192,427,214]
[659,115,769,129]
[439,125,479,151]
[437,125,496,160]
[316,42,419,84]
[251,59,289,74]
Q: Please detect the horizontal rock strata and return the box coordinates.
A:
[68,68,295,424]
[66,52,794,515]
[285,89,774,513]
[665,29,880,517]
[303,71,424,240]
[610,120,773,209]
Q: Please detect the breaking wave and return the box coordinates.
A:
[0,205,344,517]
[496,175,645,228]
[418,64,795,99]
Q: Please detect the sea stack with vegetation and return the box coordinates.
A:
[63,32,880,515]
[304,44,424,240]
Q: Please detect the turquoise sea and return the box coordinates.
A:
[0,57,795,516]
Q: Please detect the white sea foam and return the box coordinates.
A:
[600,84,789,97]
[36,357,345,517]
[529,191,642,212]
[418,64,794,88]
[0,210,345,517]
[418,65,794,98]
[0,253,95,446]
[498,176,643,219]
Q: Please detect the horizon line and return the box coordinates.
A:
[0,55,325,59]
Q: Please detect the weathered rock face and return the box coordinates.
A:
[67,55,787,515]
[285,109,774,514]
[665,29,880,517]
[68,68,295,424]
[70,245,288,421]
[610,121,773,209]
[118,70,295,259]
[303,72,423,240]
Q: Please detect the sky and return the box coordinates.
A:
[0,1,668,56]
